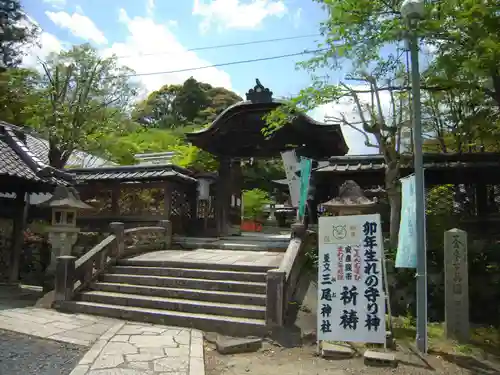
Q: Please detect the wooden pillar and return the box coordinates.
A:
[230,160,243,231]
[216,157,232,236]
[111,184,120,215]
[475,184,488,215]
[189,185,198,235]
[164,184,173,219]
[9,191,28,283]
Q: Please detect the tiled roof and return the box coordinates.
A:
[72,164,197,184]
[25,132,114,168]
[0,122,114,168]
[0,123,74,190]
[315,153,500,173]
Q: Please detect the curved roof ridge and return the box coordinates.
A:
[0,122,74,184]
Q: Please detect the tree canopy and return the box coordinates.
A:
[263,0,500,246]
[0,0,38,70]
[25,43,138,168]
[132,77,242,128]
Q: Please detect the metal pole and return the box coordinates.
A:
[408,24,428,353]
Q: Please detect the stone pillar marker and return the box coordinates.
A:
[444,228,469,342]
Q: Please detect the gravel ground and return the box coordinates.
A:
[205,341,500,375]
[0,329,86,375]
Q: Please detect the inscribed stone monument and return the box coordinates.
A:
[444,228,469,341]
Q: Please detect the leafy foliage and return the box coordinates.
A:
[25,44,138,168]
[241,158,285,194]
[242,189,271,221]
[132,77,242,128]
[0,0,39,69]
[0,67,39,124]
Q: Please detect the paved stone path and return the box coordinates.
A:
[132,248,284,268]
[71,322,204,375]
[0,306,204,375]
[0,307,118,346]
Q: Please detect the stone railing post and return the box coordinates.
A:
[266,269,286,326]
[110,222,125,258]
[444,228,469,342]
[291,222,306,239]
[54,255,76,303]
[158,219,172,249]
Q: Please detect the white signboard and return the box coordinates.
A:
[318,214,386,344]
[281,150,300,207]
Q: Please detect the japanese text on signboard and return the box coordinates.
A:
[317,214,386,344]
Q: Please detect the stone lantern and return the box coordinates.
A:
[39,186,92,289]
[195,174,215,234]
[266,203,279,226]
[320,180,378,217]
[197,176,212,201]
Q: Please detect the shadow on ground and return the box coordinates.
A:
[0,284,43,310]
[431,351,500,374]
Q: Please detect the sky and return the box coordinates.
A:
[22,0,384,155]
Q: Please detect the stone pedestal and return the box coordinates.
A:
[444,228,469,342]
[266,205,279,227]
[44,227,79,292]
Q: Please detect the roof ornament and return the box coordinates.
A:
[246,78,273,103]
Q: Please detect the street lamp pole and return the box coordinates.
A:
[401,0,427,354]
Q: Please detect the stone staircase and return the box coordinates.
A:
[59,258,271,337]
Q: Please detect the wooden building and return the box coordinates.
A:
[185,79,348,236]
[0,122,73,283]
[71,164,202,235]
[312,152,500,234]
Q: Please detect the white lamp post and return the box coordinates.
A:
[401,0,427,354]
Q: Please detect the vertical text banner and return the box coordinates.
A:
[298,157,312,220]
[318,214,386,344]
[396,174,417,268]
[280,150,300,207]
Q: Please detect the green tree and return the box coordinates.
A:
[132,84,182,128]
[264,0,416,246]
[171,143,218,172]
[242,189,271,221]
[26,43,138,168]
[174,77,209,123]
[421,64,500,153]
[0,0,39,69]
[242,158,285,193]
[132,78,242,129]
[0,67,39,124]
[424,0,500,106]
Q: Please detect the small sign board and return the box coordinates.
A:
[318,214,386,344]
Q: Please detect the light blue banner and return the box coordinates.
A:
[396,174,417,268]
[298,157,312,220]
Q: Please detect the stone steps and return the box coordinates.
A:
[59,300,267,337]
[110,265,267,282]
[78,290,266,319]
[173,236,289,252]
[90,282,267,306]
[116,259,272,273]
[58,259,270,337]
[100,274,267,294]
